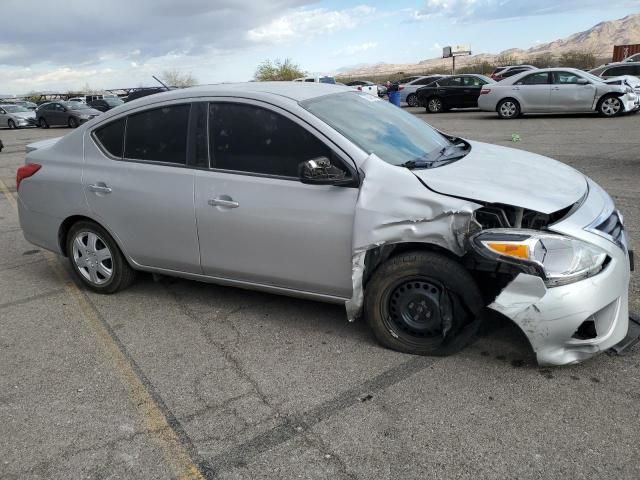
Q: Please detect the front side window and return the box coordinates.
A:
[209,103,332,177]
[553,71,581,84]
[94,118,125,158]
[124,104,190,164]
[302,92,451,167]
[518,72,550,85]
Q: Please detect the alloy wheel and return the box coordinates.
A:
[71,231,113,285]
[428,98,442,113]
[407,94,419,107]
[601,97,621,116]
[499,101,517,118]
[8,120,16,129]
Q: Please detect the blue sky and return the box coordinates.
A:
[0,0,638,94]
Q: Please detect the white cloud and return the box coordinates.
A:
[247,5,376,44]
[332,41,378,57]
[412,0,640,22]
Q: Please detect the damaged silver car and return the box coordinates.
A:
[17,83,633,366]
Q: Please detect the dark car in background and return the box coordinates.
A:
[36,101,102,128]
[490,65,537,81]
[416,74,495,113]
[88,97,125,112]
[125,87,169,102]
[589,62,640,79]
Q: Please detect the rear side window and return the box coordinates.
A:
[209,103,332,177]
[518,72,550,85]
[94,119,125,157]
[124,104,190,164]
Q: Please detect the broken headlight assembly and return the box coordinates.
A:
[471,229,608,287]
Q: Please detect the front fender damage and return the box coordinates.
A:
[345,154,481,321]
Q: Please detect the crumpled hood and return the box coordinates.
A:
[412,140,587,214]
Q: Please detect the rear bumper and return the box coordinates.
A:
[18,196,63,254]
[477,95,498,112]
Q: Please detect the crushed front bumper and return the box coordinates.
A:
[489,178,632,366]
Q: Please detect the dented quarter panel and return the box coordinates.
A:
[345,153,481,320]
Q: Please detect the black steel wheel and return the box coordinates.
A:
[365,251,484,356]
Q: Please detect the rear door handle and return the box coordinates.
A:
[208,198,239,208]
[88,183,112,194]
[512,87,520,91]
[552,87,560,90]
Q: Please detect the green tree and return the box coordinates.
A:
[254,58,306,81]
[160,69,198,87]
[529,52,556,68]
[558,51,596,70]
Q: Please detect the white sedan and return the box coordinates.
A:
[478,68,638,119]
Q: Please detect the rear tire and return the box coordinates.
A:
[598,95,623,117]
[66,220,136,294]
[364,251,484,356]
[497,98,520,119]
[8,119,16,129]
[426,97,444,113]
[407,94,420,107]
[39,117,49,128]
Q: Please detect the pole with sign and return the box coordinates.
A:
[442,45,471,74]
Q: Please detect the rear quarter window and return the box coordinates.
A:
[94,118,125,158]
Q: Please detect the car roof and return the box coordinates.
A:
[123,82,353,105]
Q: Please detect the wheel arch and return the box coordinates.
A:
[58,214,131,263]
[362,241,462,290]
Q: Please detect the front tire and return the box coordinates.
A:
[39,117,49,128]
[426,97,444,113]
[598,95,623,117]
[66,221,136,293]
[497,98,520,119]
[68,117,78,128]
[407,94,420,107]
[365,251,484,356]
[8,119,16,129]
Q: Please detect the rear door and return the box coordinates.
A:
[438,76,465,107]
[83,103,201,273]
[513,72,551,112]
[0,107,8,127]
[461,76,487,107]
[550,71,597,112]
[194,100,358,298]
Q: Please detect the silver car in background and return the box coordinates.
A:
[478,68,639,118]
[0,104,36,129]
[400,75,445,106]
[16,83,633,366]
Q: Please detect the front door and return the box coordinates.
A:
[194,101,358,298]
[82,104,201,273]
[550,71,597,112]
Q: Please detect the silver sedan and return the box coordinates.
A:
[478,67,639,118]
[16,83,633,366]
[0,104,36,129]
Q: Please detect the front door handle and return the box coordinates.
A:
[208,197,239,208]
[88,183,112,194]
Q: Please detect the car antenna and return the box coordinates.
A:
[152,75,170,91]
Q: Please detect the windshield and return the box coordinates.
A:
[302,92,452,167]
[65,102,90,110]
[580,71,605,83]
[319,76,336,84]
[3,105,29,113]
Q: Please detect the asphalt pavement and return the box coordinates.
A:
[1,110,638,479]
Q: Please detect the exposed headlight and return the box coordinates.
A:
[78,114,91,119]
[471,229,608,286]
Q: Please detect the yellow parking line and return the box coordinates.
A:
[0,178,205,480]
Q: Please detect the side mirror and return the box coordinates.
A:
[299,157,350,186]
[577,78,589,85]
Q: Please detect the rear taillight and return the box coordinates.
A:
[480,88,491,95]
[16,164,41,191]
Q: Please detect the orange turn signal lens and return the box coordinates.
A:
[486,242,530,260]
